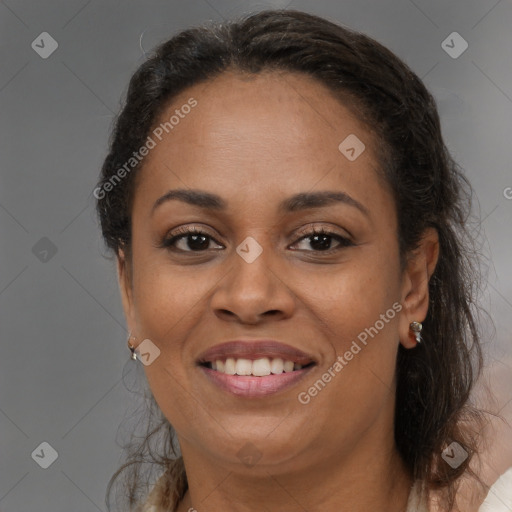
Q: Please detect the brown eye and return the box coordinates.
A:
[160,227,223,252]
[292,227,354,253]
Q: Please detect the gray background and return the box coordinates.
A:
[1,0,511,510]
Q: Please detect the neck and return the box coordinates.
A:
[176,429,413,512]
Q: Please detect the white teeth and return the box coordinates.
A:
[252,357,271,376]
[209,356,307,376]
[235,358,253,376]
[283,360,294,372]
[224,357,236,375]
[270,358,284,374]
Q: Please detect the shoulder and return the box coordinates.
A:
[478,467,512,511]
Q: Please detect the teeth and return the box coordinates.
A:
[283,360,294,372]
[210,357,307,376]
[235,358,253,376]
[270,358,284,374]
[224,357,236,375]
[252,357,271,376]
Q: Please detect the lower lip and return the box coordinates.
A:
[198,365,315,398]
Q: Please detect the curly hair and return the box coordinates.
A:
[96,9,487,511]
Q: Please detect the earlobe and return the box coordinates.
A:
[398,227,440,349]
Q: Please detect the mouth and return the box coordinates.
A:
[199,357,315,376]
[196,340,317,397]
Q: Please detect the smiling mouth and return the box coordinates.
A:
[199,357,316,377]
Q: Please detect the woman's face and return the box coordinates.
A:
[118,70,430,476]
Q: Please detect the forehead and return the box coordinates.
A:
[134,70,391,217]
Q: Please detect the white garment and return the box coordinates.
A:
[405,471,512,512]
[478,467,512,512]
[405,480,429,512]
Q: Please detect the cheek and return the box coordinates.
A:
[301,257,400,342]
[132,265,211,345]
[295,265,401,438]
[131,264,213,434]
[296,256,402,410]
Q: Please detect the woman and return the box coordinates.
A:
[96,9,492,512]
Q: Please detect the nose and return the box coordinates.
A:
[210,245,296,325]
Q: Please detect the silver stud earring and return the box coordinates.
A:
[127,332,137,360]
[409,321,423,344]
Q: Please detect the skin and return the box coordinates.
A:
[117,70,439,512]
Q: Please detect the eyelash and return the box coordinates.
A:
[159,225,354,254]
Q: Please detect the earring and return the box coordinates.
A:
[127,332,137,360]
[409,321,423,344]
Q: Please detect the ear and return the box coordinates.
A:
[398,227,440,349]
[117,247,137,343]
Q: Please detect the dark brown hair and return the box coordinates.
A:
[97,9,487,511]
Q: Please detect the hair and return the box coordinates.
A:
[97,9,489,512]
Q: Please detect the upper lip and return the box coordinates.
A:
[196,340,317,366]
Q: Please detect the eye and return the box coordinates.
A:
[159,225,354,254]
[291,226,354,253]
[160,226,224,252]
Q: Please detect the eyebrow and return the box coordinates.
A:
[151,189,369,217]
